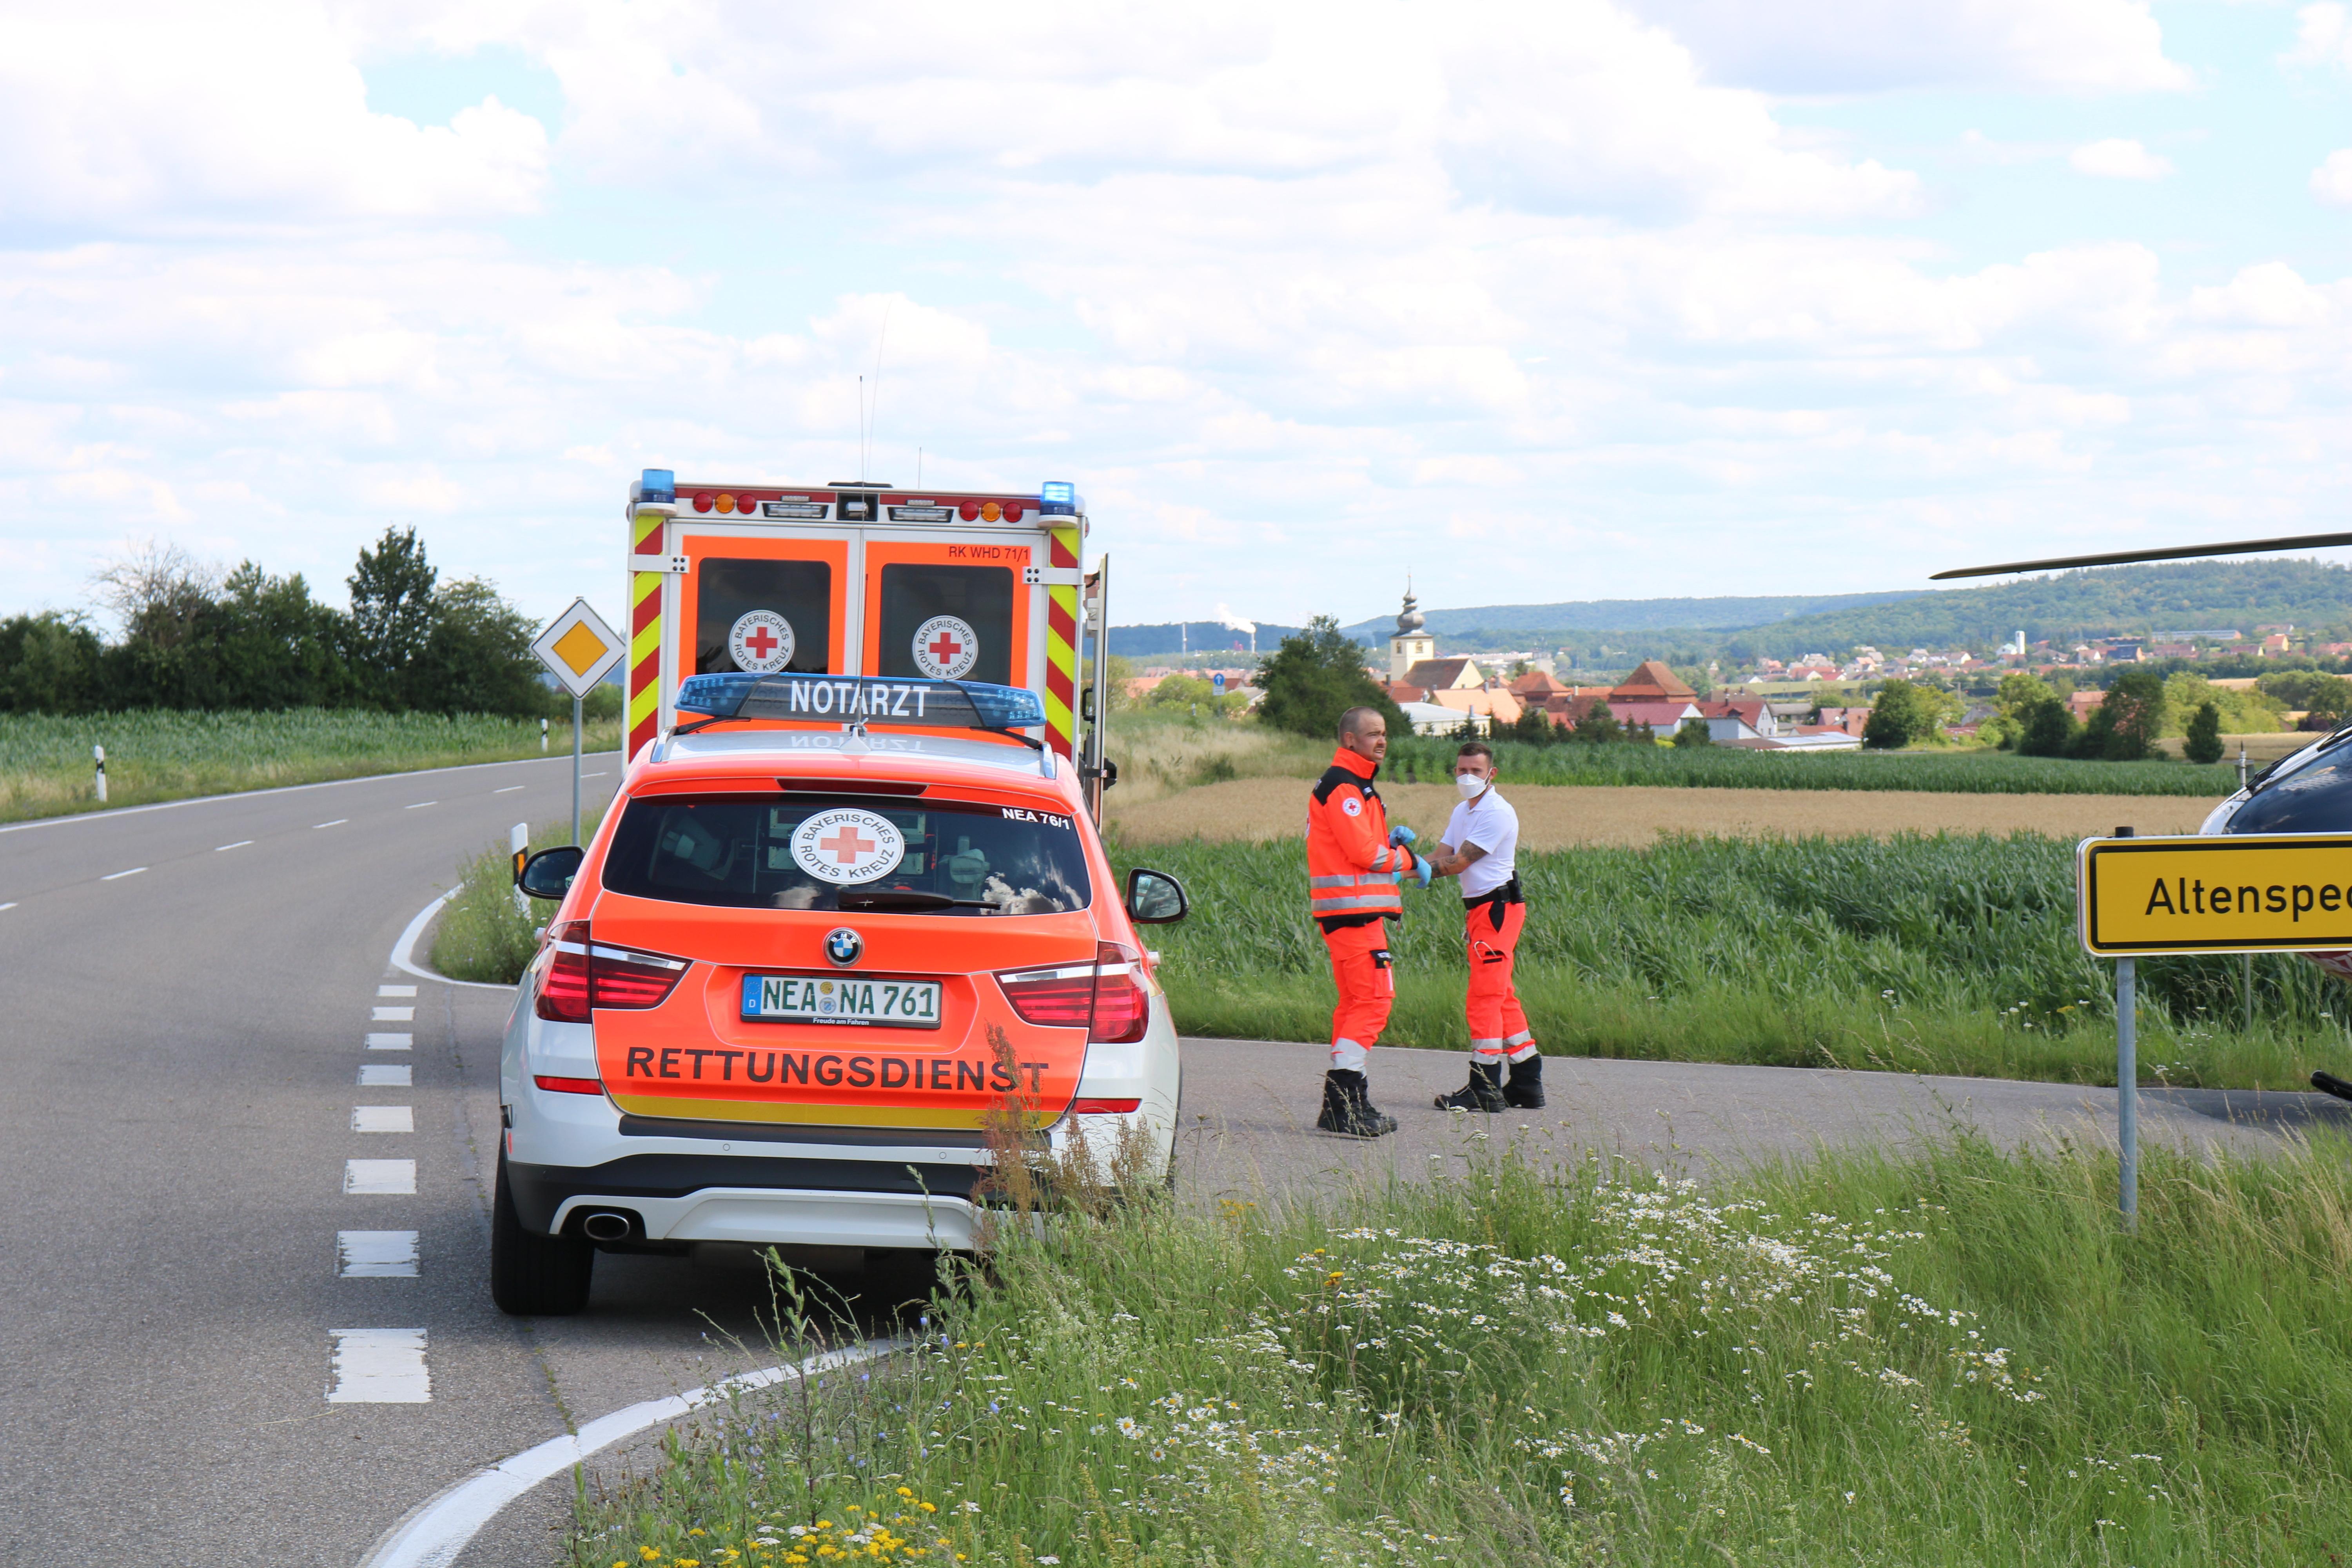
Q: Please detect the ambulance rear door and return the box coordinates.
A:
[858,496,1075,754]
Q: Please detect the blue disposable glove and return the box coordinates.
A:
[1388,825,1417,848]
[1412,854,1434,889]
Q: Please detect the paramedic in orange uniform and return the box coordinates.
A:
[1306,706,1430,1137]
[1426,740,1544,1113]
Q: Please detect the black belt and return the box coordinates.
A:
[1464,876,1523,929]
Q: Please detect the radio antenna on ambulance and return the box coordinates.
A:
[621,470,1115,820]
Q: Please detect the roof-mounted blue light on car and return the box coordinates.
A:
[637,468,676,505]
[1039,480,1076,516]
[675,673,1048,732]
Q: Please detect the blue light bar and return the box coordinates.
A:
[677,673,1047,730]
[637,467,676,504]
[1039,479,1076,516]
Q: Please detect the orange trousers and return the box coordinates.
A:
[1466,899,1536,1062]
[1322,920,1394,1072]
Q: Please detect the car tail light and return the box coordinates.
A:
[534,1075,604,1094]
[995,942,1150,1043]
[535,920,691,1020]
[1071,1097,1141,1114]
[1088,942,1150,1043]
[538,920,592,1022]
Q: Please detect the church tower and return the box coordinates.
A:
[1389,584,1434,683]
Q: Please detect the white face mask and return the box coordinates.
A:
[1456,771,1488,800]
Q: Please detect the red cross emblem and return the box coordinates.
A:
[818,824,877,864]
[927,628,963,665]
[743,623,779,661]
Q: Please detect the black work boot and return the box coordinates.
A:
[1503,1051,1547,1110]
[1317,1069,1399,1138]
[1434,1060,1506,1112]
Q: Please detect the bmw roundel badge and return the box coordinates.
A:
[824,927,863,967]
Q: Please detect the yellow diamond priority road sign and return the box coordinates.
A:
[531,598,624,701]
[2078,832,2352,956]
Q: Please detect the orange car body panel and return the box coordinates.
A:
[550,733,1140,1132]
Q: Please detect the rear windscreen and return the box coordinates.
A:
[696,558,833,674]
[601,794,1091,915]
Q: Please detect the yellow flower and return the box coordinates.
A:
[643,1551,663,1563]
[897,1487,914,1498]
[690,1530,706,1539]
[919,1504,937,1514]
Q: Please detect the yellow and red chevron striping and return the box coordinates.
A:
[627,510,665,762]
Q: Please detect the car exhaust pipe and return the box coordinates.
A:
[580,1210,635,1242]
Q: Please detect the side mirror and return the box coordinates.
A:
[517,844,585,900]
[1123,867,1188,924]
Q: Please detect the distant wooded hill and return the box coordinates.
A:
[1338,561,2352,662]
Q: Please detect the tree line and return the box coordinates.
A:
[0,529,567,718]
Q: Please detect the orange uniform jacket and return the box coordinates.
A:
[1306,748,1405,929]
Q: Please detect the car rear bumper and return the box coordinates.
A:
[508,1150,986,1250]
[552,1185,980,1250]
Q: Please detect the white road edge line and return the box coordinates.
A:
[404,801,436,809]
[101,867,148,881]
[0,902,15,912]
[215,840,253,851]
[493,785,525,793]
[357,1341,898,1568]
[0,749,624,837]
[315,819,348,829]
[390,891,512,991]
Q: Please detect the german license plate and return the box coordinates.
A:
[740,974,943,1029]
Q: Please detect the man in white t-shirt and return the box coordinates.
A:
[1425,740,1544,1112]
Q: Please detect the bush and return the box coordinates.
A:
[2015,696,2080,757]
[1256,616,1405,740]
[1672,717,1713,747]
[1570,698,1623,744]
[2078,668,2166,761]
[2184,700,2225,765]
[1864,678,1947,748]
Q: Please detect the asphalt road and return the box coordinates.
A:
[4,761,2345,1567]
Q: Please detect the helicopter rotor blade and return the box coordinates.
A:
[1931,530,2352,581]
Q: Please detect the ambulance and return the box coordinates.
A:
[491,471,1183,1316]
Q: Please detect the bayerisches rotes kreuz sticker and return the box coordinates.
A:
[791,808,906,885]
[910,615,979,680]
[729,610,797,673]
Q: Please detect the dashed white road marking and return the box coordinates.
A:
[360,1064,411,1087]
[345,1159,416,1195]
[493,785,525,793]
[356,1343,895,1568]
[373,1005,415,1022]
[101,867,147,881]
[366,1033,413,1050]
[339,1231,420,1278]
[353,1105,414,1133]
[0,902,15,913]
[378,984,417,998]
[581,771,608,779]
[404,801,436,810]
[327,1328,430,1403]
[214,840,253,852]
[314,819,347,829]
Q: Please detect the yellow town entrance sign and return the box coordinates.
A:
[2078,833,2352,956]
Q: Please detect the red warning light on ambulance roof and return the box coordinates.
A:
[958,501,1027,523]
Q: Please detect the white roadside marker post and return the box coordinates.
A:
[510,823,528,916]
[93,743,106,804]
[2114,824,2137,1230]
[541,717,549,753]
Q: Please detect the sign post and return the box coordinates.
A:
[2078,827,2352,1224]
[530,599,625,847]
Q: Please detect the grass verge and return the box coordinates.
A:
[0,708,621,823]
[430,809,607,983]
[572,1132,2352,1566]
[1120,832,2352,1092]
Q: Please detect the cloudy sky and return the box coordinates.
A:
[3,0,2348,632]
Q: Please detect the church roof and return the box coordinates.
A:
[1611,659,1695,700]
[1401,657,1483,691]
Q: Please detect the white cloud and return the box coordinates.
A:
[2285,3,2352,72]
[0,2,548,229]
[1620,0,2190,92]
[2312,148,2352,205]
[0,0,2343,628]
[2069,138,2173,180]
